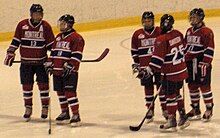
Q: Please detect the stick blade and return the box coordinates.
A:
[129,125,141,131]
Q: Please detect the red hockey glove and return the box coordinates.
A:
[63,62,75,78]
[4,52,15,67]
[43,61,54,75]
[136,66,153,79]
[198,62,209,82]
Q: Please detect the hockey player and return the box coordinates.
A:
[131,11,167,123]
[185,8,214,122]
[137,14,190,131]
[4,4,54,121]
[44,14,85,127]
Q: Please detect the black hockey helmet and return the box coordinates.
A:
[142,11,154,20]
[58,14,75,32]
[30,4,43,13]
[190,8,205,21]
[160,14,174,34]
[59,14,75,27]
[142,11,154,31]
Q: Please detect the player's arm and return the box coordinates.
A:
[45,23,55,51]
[131,32,141,74]
[202,30,214,65]
[4,23,22,66]
[69,35,85,70]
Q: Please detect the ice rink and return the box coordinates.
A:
[0,17,220,138]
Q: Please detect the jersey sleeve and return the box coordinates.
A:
[8,22,22,53]
[203,29,214,65]
[149,37,166,72]
[45,23,55,50]
[69,35,85,71]
[131,32,139,63]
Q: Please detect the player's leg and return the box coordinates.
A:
[186,60,201,120]
[36,64,50,119]
[20,64,34,121]
[159,79,177,132]
[199,66,214,121]
[155,73,168,120]
[176,82,190,129]
[63,73,81,127]
[53,75,70,124]
[142,76,154,123]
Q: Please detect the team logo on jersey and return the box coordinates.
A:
[138,34,145,39]
[56,36,61,41]
[156,41,161,46]
[22,25,29,30]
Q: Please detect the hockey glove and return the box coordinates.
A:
[136,66,153,79]
[43,61,53,74]
[198,62,209,82]
[4,52,15,67]
[63,62,75,78]
[131,63,140,74]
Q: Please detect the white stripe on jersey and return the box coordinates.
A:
[71,57,81,62]
[139,54,152,57]
[21,56,47,60]
[20,45,46,49]
[161,67,187,76]
[204,54,213,59]
[152,55,164,62]
[72,51,82,54]
[51,49,71,52]
[187,43,203,47]
[149,62,161,69]
[21,37,45,41]
[10,45,19,49]
[51,56,69,60]
[138,46,153,50]
[131,48,138,51]
[13,37,21,42]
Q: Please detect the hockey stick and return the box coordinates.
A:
[13,48,110,63]
[129,86,161,131]
[81,48,110,62]
[48,96,52,134]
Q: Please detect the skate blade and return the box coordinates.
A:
[70,122,81,127]
[146,118,154,124]
[160,127,177,132]
[202,117,212,122]
[56,120,70,125]
[188,115,201,121]
[23,117,31,122]
[179,121,190,130]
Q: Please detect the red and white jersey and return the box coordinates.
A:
[131,27,161,68]
[149,29,188,81]
[9,19,54,63]
[49,30,85,76]
[185,24,214,65]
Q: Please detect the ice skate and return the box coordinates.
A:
[70,113,81,127]
[186,104,201,120]
[160,116,177,132]
[202,103,214,122]
[178,115,190,129]
[41,105,48,120]
[23,106,32,122]
[145,109,154,123]
[56,111,70,124]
